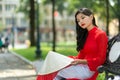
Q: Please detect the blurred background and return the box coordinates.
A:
[0,0,120,55]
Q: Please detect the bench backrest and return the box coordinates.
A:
[106,33,120,64]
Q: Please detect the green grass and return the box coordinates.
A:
[12,42,104,80]
[13,46,51,61]
[13,42,77,61]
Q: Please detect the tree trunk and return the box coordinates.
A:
[118,0,120,32]
[119,18,120,32]
[51,0,56,51]
[29,0,35,46]
[106,0,109,36]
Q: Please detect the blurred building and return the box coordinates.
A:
[40,4,76,43]
[0,0,28,28]
[0,0,76,45]
[0,0,28,47]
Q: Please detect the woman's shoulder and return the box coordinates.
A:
[96,28,107,35]
[95,28,108,38]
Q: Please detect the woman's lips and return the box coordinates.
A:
[81,24,85,26]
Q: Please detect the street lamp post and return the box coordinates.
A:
[12,15,15,48]
[35,0,41,58]
[10,7,15,48]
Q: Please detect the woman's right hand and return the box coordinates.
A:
[71,59,81,65]
[71,59,87,65]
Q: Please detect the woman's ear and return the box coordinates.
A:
[90,15,93,19]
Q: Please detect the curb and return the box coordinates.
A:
[10,51,33,66]
[10,51,38,75]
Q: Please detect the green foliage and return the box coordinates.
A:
[109,0,120,18]
[42,0,107,18]
[16,0,30,18]
[65,0,106,16]
[43,0,68,15]
[42,0,119,23]
[42,0,51,4]
[18,0,120,21]
[17,0,120,28]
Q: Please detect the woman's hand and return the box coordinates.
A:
[71,59,87,65]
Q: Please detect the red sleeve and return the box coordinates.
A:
[68,51,81,59]
[69,51,85,59]
[77,51,85,59]
[87,32,108,70]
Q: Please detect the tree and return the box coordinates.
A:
[106,0,110,35]
[17,0,36,46]
[51,0,56,51]
[109,0,120,32]
[43,0,70,51]
[29,0,36,46]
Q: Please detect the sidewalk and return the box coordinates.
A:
[0,51,37,80]
[7,43,44,74]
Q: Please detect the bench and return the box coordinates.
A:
[98,33,120,80]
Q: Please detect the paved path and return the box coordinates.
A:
[0,52,36,80]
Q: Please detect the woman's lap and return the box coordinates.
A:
[55,64,94,79]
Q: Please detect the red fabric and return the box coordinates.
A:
[77,27,108,71]
[36,72,58,80]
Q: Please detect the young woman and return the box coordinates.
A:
[37,8,108,80]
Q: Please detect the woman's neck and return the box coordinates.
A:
[87,24,95,31]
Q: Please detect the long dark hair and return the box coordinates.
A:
[75,8,97,51]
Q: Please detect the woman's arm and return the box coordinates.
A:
[86,32,108,70]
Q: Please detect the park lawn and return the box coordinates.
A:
[13,42,77,61]
[13,42,104,80]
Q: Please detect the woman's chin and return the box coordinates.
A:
[81,27,87,29]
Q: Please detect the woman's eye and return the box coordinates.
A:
[81,17,85,19]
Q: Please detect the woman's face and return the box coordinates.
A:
[76,13,93,29]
